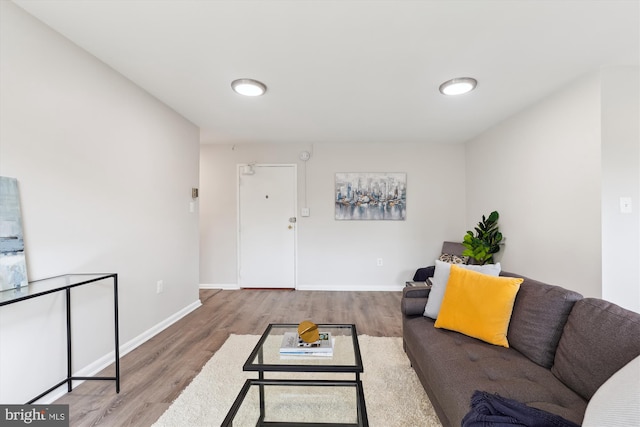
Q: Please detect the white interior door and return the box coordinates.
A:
[238,164,296,288]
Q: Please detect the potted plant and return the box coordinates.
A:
[462,211,503,264]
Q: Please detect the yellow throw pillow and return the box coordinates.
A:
[434,265,523,347]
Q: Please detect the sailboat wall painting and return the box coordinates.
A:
[335,172,407,220]
[0,177,28,291]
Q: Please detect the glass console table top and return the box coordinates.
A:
[0,273,116,306]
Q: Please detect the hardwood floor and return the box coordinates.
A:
[54,289,403,426]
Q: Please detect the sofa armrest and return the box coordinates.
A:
[401,286,431,316]
[403,284,431,299]
[402,297,428,316]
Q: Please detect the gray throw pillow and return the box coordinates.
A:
[423,260,501,319]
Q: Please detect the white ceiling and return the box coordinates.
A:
[12,0,640,145]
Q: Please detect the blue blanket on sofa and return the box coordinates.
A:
[462,391,580,427]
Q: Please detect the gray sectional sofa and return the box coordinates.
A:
[401,272,640,427]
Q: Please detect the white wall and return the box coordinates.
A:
[466,68,640,312]
[200,70,638,306]
[200,142,467,290]
[0,2,200,403]
[465,72,603,298]
[601,66,640,312]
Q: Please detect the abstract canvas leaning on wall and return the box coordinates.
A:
[0,177,28,290]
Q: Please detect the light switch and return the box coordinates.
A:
[301,207,310,217]
[620,197,632,214]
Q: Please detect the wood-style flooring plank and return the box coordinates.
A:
[54,289,402,426]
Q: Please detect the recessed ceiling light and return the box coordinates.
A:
[439,77,477,96]
[231,79,267,97]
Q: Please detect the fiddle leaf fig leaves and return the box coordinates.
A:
[462,211,503,264]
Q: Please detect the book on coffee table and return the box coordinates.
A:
[279,331,333,356]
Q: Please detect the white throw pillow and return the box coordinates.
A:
[423,260,501,319]
[582,355,640,427]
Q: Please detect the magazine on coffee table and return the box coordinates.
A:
[279,331,334,356]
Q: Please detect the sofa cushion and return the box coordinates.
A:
[503,272,583,368]
[434,266,523,347]
[403,316,587,426]
[551,298,640,400]
[423,260,501,319]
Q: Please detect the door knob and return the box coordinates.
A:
[288,225,293,229]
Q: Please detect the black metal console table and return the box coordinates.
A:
[0,273,120,403]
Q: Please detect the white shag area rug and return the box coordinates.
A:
[152,334,441,427]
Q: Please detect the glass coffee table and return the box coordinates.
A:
[221,323,368,426]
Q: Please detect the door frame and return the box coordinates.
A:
[236,163,298,289]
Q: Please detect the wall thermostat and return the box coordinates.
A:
[299,151,311,161]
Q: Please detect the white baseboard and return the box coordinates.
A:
[200,283,240,290]
[118,299,202,357]
[34,299,203,404]
[201,283,402,291]
[295,284,404,292]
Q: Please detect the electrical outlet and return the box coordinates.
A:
[620,197,632,214]
[156,280,164,294]
[376,258,383,267]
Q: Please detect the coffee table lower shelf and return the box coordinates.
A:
[221,379,368,427]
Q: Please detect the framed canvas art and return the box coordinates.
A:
[0,177,28,290]
[335,172,406,220]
